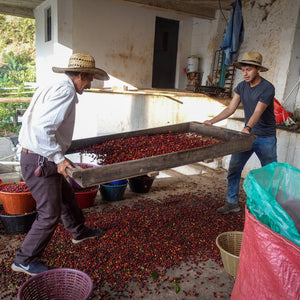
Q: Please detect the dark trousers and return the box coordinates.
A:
[15,152,87,265]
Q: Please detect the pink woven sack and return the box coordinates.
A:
[231,208,300,300]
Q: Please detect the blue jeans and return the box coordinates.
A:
[227,136,277,204]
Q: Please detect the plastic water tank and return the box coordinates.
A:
[186,56,199,73]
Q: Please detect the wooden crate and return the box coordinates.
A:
[66,122,256,187]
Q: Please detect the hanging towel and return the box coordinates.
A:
[221,0,244,66]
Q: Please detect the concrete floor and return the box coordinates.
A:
[0,162,246,299]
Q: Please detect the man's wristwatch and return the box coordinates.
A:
[244,125,252,132]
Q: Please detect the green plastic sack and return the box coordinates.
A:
[243,162,300,246]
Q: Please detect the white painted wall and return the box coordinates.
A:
[73,92,182,139]
[73,91,227,139]
[34,0,223,91]
[190,10,230,86]
[34,0,73,85]
[70,0,207,91]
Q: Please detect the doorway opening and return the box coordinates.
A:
[152,17,179,89]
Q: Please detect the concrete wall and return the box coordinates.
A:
[284,9,300,112]
[73,91,227,139]
[233,0,300,109]
[190,10,230,86]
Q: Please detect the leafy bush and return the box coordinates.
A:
[0,102,29,134]
[0,14,36,136]
[0,52,36,87]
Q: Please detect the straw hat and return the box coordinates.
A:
[233,51,268,72]
[52,53,110,80]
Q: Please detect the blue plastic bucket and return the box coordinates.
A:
[100,180,128,202]
[108,179,128,185]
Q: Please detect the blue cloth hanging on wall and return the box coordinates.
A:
[221,0,244,66]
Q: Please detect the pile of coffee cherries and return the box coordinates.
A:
[79,132,223,165]
[0,183,29,193]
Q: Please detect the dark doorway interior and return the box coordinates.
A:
[152,17,179,89]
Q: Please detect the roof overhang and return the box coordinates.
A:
[0,0,233,19]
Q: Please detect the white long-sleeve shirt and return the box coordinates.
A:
[19,76,78,164]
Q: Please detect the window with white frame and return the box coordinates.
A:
[45,7,52,42]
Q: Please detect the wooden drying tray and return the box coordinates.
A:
[66,122,256,187]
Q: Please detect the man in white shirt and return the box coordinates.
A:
[11,53,110,276]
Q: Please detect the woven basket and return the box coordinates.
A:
[0,182,36,215]
[18,268,93,300]
[216,231,243,277]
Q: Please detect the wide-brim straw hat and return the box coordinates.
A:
[233,51,268,72]
[52,53,110,80]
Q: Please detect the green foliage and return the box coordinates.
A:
[0,14,36,136]
[0,14,35,56]
[0,14,36,87]
[0,51,36,87]
[0,102,29,134]
[173,278,180,294]
[151,271,159,280]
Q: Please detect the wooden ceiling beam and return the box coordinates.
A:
[121,0,217,19]
[0,4,34,18]
[0,0,234,20]
[0,0,42,7]
[179,0,232,10]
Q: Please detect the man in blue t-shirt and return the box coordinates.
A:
[204,51,277,214]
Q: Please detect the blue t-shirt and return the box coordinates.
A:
[234,77,276,137]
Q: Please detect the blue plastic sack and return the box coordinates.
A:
[243,162,300,246]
